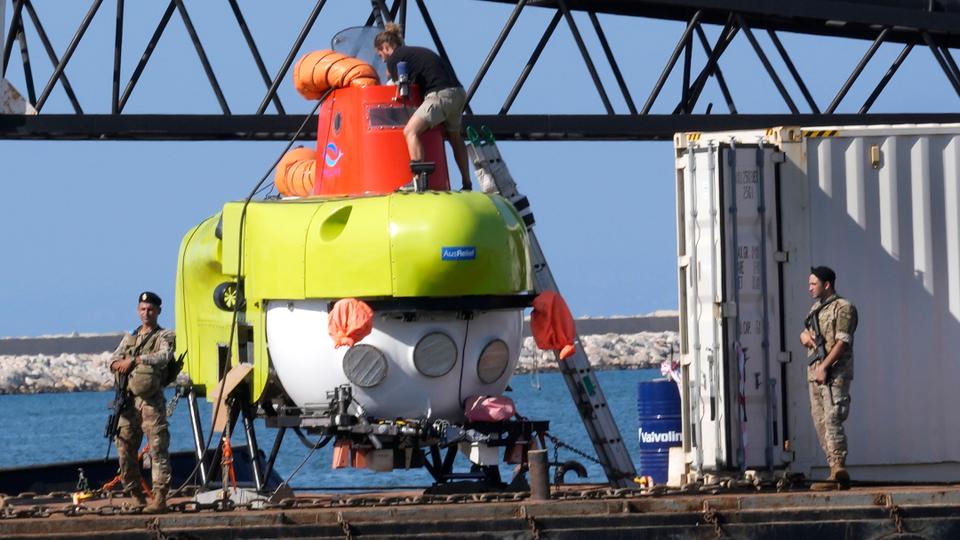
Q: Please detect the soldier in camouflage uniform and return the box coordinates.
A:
[799,266,858,491]
[109,291,175,513]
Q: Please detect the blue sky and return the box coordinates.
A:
[1,1,957,336]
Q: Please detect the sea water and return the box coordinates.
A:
[0,369,660,489]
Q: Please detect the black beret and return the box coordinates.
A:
[138,291,162,306]
[809,266,836,285]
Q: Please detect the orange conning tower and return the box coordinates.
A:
[312,84,450,195]
[275,50,450,197]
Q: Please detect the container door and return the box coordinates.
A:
[678,141,788,474]
[677,142,729,471]
[721,144,788,471]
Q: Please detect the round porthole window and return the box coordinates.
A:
[343,344,388,388]
[477,340,510,384]
[414,332,458,377]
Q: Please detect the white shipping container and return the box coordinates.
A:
[674,125,960,482]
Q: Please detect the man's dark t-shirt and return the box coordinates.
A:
[386,45,461,95]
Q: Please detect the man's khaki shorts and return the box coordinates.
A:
[413,86,466,133]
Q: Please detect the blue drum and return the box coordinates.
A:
[637,379,682,484]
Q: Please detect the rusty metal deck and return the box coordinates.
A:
[2,483,959,539]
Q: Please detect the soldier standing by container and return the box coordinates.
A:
[109,291,175,513]
[799,267,858,491]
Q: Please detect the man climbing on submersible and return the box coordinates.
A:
[799,266,858,491]
[374,23,472,191]
[109,291,175,513]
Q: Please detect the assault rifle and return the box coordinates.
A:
[104,372,130,460]
[805,312,828,365]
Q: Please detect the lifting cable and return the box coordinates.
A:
[171,92,331,496]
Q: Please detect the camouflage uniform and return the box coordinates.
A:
[805,294,858,468]
[110,327,175,498]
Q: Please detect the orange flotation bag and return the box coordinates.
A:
[328,298,374,348]
[530,291,577,360]
[274,146,317,197]
[293,50,379,99]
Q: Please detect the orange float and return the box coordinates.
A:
[277,51,450,196]
[293,49,379,99]
[274,146,317,197]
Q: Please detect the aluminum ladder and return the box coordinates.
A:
[466,126,638,488]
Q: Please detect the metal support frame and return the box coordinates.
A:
[676,18,738,114]
[766,29,818,113]
[588,11,637,114]
[119,1,175,112]
[414,0,467,113]
[200,395,243,491]
[557,0,613,114]
[860,44,912,113]
[500,10,561,114]
[174,0,229,114]
[186,385,208,485]
[240,395,264,491]
[23,0,82,113]
[34,0,101,111]
[940,46,960,90]
[255,0,326,115]
[1,0,25,76]
[465,0,526,106]
[642,10,702,115]
[695,24,735,114]
[262,426,287,486]
[229,0,283,114]
[922,31,960,97]
[734,13,798,114]
[111,0,123,114]
[7,112,960,141]
[681,28,692,113]
[14,9,36,105]
[1,2,960,138]
[826,27,889,114]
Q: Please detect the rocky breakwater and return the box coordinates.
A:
[0,323,680,394]
[0,353,114,394]
[516,331,679,374]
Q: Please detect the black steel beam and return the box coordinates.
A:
[23,0,84,114]
[6,113,960,141]
[472,0,960,48]
[34,0,102,111]
[859,43,912,114]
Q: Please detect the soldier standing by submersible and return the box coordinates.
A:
[108,291,175,513]
[800,266,858,491]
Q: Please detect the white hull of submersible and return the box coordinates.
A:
[265,300,522,420]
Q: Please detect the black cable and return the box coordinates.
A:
[457,316,470,409]
[171,93,330,496]
[272,434,332,497]
[197,94,327,482]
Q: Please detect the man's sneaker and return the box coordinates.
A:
[396,178,417,192]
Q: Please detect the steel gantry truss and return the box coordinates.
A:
[2,0,960,140]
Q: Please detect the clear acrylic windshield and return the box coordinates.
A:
[332,26,389,83]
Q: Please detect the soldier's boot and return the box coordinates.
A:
[810,466,849,491]
[833,467,851,490]
[142,490,168,514]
